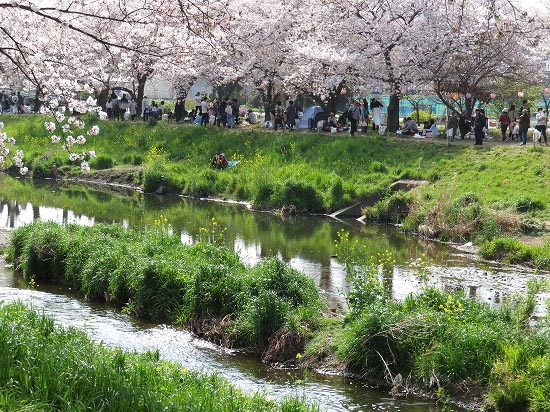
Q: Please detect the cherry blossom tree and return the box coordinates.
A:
[416,0,540,117]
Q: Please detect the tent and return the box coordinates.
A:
[296,106,325,129]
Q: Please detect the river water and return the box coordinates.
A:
[0,174,546,411]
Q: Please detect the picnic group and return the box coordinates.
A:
[396,99,548,146]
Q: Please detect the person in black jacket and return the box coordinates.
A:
[458,111,471,140]
[473,108,487,145]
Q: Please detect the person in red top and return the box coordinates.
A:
[498,109,511,142]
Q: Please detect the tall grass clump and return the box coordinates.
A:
[480,237,550,269]
[7,220,323,358]
[333,231,550,410]
[0,302,319,412]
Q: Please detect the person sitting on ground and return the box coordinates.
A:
[397,117,419,135]
[421,121,429,134]
[323,112,338,131]
[246,110,258,124]
[425,119,439,137]
[210,153,228,170]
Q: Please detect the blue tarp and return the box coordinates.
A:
[297,106,324,129]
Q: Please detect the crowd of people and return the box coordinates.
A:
[3,87,548,147]
[172,94,250,128]
[391,99,549,147]
[1,91,32,114]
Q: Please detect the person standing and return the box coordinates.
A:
[231,99,239,126]
[361,98,370,125]
[473,108,486,145]
[370,97,384,131]
[129,98,137,121]
[458,111,470,140]
[498,109,511,142]
[285,100,298,131]
[174,98,183,123]
[119,94,129,120]
[212,97,221,125]
[446,112,458,141]
[348,100,362,137]
[218,98,228,127]
[141,96,149,121]
[200,98,210,127]
[273,101,284,131]
[106,97,113,119]
[10,91,18,113]
[520,100,530,118]
[225,99,234,128]
[518,108,530,146]
[535,107,547,145]
[111,93,120,120]
[194,92,202,119]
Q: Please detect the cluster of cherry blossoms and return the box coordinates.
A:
[0,122,27,175]
[0,86,104,175]
[40,94,106,173]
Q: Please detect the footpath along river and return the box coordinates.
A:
[0,174,546,411]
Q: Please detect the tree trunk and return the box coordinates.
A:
[33,88,41,113]
[387,94,400,132]
[135,72,149,113]
[95,87,110,109]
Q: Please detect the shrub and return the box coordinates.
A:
[91,154,114,169]
[480,237,533,264]
[271,180,324,212]
[7,222,323,352]
[363,192,410,223]
[513,195,544,213]
[142,168,165,193]
[253,181,276,209]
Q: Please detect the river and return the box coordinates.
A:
[0,174,545,411]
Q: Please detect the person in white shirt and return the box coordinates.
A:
[195,92,202,119]
[535,107,548,145]
[141,96,149,121]
[425,119,439,137]
[200,98,210,127]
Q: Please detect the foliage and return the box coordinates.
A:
[7,221,323,354]
[333,241,550,411]
[0,302,318,412]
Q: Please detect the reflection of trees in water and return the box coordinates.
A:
[1,199,22,228]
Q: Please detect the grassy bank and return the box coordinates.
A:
[4,113,550,262]
[6,220,322,360]
[0,302,318,412]
[329,233,550,412]
[6,221,550,411]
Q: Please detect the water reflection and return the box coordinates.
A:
[0,173,545,314]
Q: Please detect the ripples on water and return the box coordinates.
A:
[0,257,450,411]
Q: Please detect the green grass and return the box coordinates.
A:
[0,302,318,412]
[6,220,550,411]
[6,221,323,355]
[331,232,550,412]
[5,115,550,245]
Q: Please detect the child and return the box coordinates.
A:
[509,119,519,141]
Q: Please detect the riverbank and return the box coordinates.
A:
[4,114,550,267]
[0,301,319,412]
[5,221,550,412]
